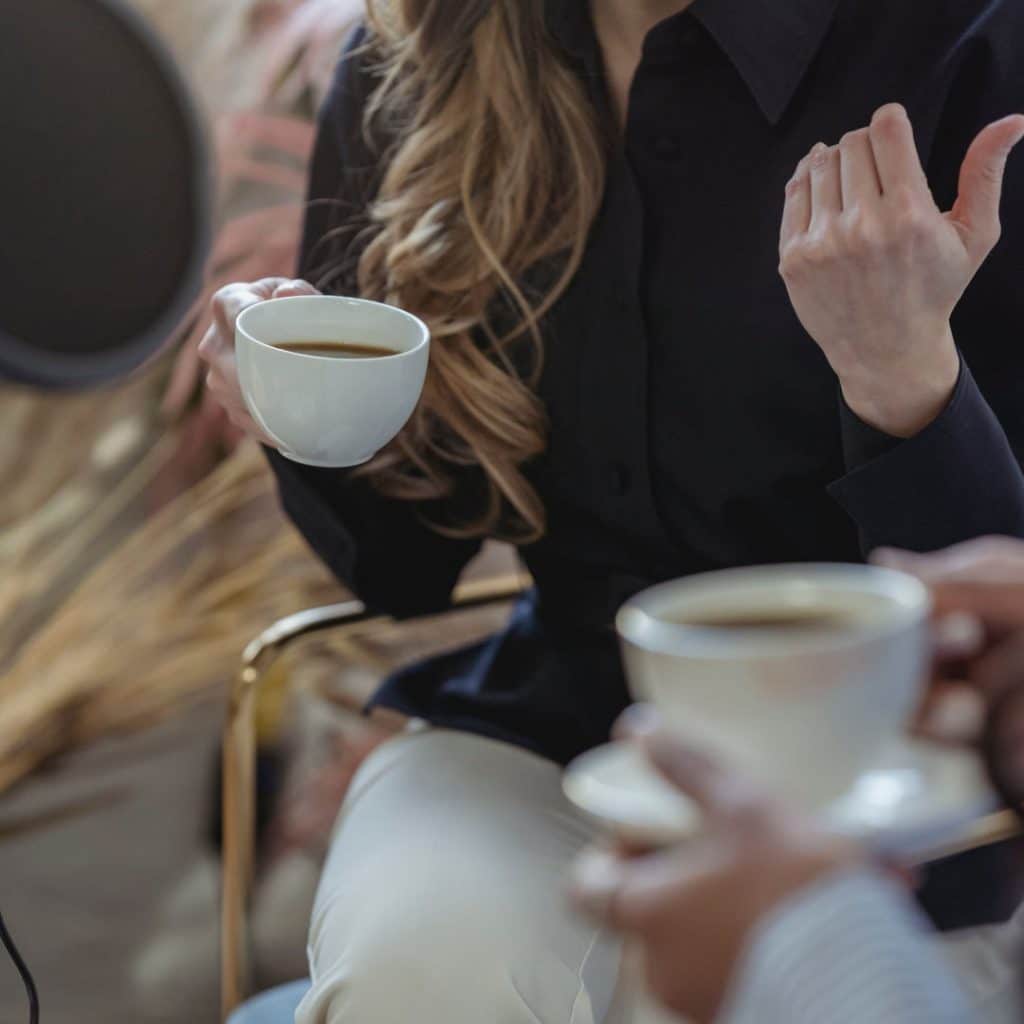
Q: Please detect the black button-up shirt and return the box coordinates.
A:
[268,0,1024,765]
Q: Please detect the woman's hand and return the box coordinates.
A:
[570,708,859,1024]
[198,277,320,443]
[779,104,1024,438]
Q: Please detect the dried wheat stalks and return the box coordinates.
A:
[0,443,340,792]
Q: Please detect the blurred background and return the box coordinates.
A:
[0,2,512,1019]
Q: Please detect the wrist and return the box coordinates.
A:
[756,830,862,915]
[839,329,960,438]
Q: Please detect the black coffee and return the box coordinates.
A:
[274,339,399,358]
[671,609,855,631]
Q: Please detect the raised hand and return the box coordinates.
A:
[779,105,1024,437]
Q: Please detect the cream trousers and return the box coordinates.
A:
[293,726,642,1024]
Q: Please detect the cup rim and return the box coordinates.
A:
[236,294,430,364]
[617,563,931,659]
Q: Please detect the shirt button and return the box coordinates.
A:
[652,134,682,161]
[608,463,632,497]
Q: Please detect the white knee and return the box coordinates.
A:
[295,730,621,1023]
[300,888,612,1024]
[301,892,523,1020]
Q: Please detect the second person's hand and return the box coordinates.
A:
[570,707,859,1024]
[198,277,321,444]
[874,537,1024,808]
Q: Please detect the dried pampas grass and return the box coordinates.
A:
[0,443,341,793]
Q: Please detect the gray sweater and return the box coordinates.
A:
[720,871,1022,1024]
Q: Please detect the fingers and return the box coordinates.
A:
[930,583,1024,631]
[869,104,929,196]
[873,541,1024,630]
[616,707,771,822]
[873,539,1009,580]
[203,361,258,429]
[210,278,288,341]
[272,279,319,299]
[879,541,1024,746]
[569,843,710,934]
[951,114,1024,264]
[780,157,812,254]
[231,413,276,448]
[781,129,876,253]
[569,847,634,929]
[786,104,930,236]
[809,143,842,230]
[198,277,318,448]
[982,681,1024,809]
[839,128,882,209]
[207,381,276,446]
[932,612,987,662]
[915,681,986,746]
[196,321,221,363]
[205,278,317,356]
[201,331,276,446]
[970,632,1024,701]
[211,276,316,342]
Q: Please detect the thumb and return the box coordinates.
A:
[617,706,763,819]
[950,114,1024,263]
[871,547,926,574]
[272,279,320,299]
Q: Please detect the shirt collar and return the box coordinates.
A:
[691,0,842,124]
[547,0,842,125]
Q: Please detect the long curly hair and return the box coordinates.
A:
[347,0,605,542]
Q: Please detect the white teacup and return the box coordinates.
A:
[235,295,430,467]
[617,564,931,810]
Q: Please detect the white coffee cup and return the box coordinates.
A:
[617,564,931,810]
[235,295,430,467]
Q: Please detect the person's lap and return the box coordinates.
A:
[296,726,625,1024]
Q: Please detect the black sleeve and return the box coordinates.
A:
[826,6,1024,553]
[264,28,483,616]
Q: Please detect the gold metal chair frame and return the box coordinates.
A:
[220,575,1022,1020]
[220,573,528,1020]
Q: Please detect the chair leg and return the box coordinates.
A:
[222,665,257,1021]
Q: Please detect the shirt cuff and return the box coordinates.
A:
[838,389,904,469]
[263,445,360,585]
[827,357,1024,552]
[718,869,973,1024]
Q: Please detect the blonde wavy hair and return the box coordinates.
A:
[347,0,606,542]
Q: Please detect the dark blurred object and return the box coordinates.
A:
[984,680,1024,819]
[0,0,210,388]
[918,834,1024,930]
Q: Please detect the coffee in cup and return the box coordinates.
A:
[235,295,430,467]
[272,340,400,358]
[617,564,931,810]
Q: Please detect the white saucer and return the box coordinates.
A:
[563,738,1000,863]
